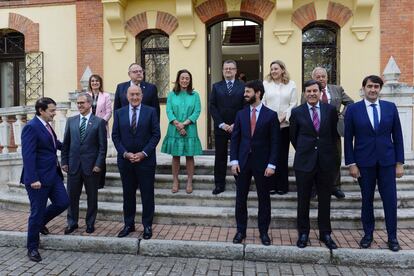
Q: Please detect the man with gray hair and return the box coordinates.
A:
[61,92,107,234]
[310,67,354,199]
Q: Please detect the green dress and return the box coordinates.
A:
[161,90,203,156]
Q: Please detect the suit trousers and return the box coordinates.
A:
[235,156,271,235]
[119,162,155,227]
[295,166,333,236]
[358,164,397,240]
[333,137,342,191]
[214,134,231,189]
[25,179,69,250]
[67,170,99,228]
[271,127,290,193]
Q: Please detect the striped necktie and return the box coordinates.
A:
[227,81,233,94]
[311,106,320,132]
[80,117,87,141]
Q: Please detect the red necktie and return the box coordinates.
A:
[45,123,56,148]
[321,88,328,103]
[251,107,256,136]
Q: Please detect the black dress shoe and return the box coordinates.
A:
[212,187,225,195]
[118,225,135,238]
[64,224,78,235]
[86,225,95,234]
[40,226,49,235]
[359,235,373,249]
[296,233,309,248]
[320,234,338,250]
[27,249,42,262]
[332,189,345,199]
[269,190,277,195]
[276,190,288,195]
[232,232,246,244]
[143,226,152,240]
[260,233,271,246]
[388,238,401,252]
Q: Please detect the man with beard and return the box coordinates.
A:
[230,80,280,246]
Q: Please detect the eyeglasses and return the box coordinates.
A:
[223,68,236,71]
[77,101,86,105]
[130,70,144,74]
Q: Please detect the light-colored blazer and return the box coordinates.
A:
[89,92,112,136]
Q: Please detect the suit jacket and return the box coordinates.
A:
[301,84,353,136]
[344,100,404,167]
[290,103,339,172]
[209,80,245,136]
[114,81,160,120]
[88,91,112,122]
[20,116,63,186]
[61,114,107,175]
[230,105,280,172]
[112,104,161,168]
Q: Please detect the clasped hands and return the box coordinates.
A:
[61,165,101,173]
[221,123,234,133]
[124,152,145,163]
[231,165,275,177]
[174,120,189,136]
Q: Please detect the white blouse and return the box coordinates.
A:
[262,79,298,128]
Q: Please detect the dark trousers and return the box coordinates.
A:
[119,163,155,227]
[235,156,271,235]
[333,137,342,191]
[358,164,397,240]
[295,167,334,236]
[214,134,231,189]
[67,170,99,228]
[271,127,290,193]
[25,179,69,250]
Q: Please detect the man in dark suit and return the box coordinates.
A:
[311,67,354,199]
[230,80,280,246]
[21,97,70,262]
[290,80,338,250]
[112,85,160,239]
[344,75,404,252]
[114,63,160,119]
[61,93,107,235]
[210,60,245,195]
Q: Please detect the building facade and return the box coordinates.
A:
[0,0,413,149]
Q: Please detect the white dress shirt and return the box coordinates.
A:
[79,111,92,129]
[364,98,381,129]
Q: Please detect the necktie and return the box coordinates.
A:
[227,81,233,94]
[371,103,379,130]
[79,117,87,141]
[45,123,56,148]
[131,106,137,134]
[251,107,256,136]
[311,106,320,132]
[321,88,328,103]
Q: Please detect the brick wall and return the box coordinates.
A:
[380,0,414,84]
[76,0,103,90]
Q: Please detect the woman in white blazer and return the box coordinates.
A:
[262,60,297,195]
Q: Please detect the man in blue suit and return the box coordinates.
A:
[209,60,245,195]
[112,85,160,239]
[114,63,160,120]
[21,97,70,262]
[344,75,404,252]
[61,93,107,235]
[230,80,280,246]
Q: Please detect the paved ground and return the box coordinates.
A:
[1,209,414,250]
[0,246,413,276]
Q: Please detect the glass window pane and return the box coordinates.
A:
[19,61,25,106]
[303,28,335,44]
[0,62,14,108]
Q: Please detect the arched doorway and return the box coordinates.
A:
[206,18,263,149]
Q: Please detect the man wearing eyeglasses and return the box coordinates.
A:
[114,63,160,120]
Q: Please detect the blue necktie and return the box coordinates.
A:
[79,117,87,141]
[371,103,379,131]
[227,81,233,94]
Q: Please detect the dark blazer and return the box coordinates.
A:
[344,100,404,167]
[114,81,160,120]
[230,105,280,172]
[61,114,107,175]
[209,80,245,136]
[20,116,63,186]
[112,104,161,168]
[290,103,339,172]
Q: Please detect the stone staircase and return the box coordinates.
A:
[2,154,414,229]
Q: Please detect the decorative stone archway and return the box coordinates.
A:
[125,11,179,37]
[8,13,39,52]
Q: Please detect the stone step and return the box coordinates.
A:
[7,182,414,210]
[1,192,414,229]
[103,173,414,192]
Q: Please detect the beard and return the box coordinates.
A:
[244,96,256,105]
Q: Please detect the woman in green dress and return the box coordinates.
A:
[161,69,203,194]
